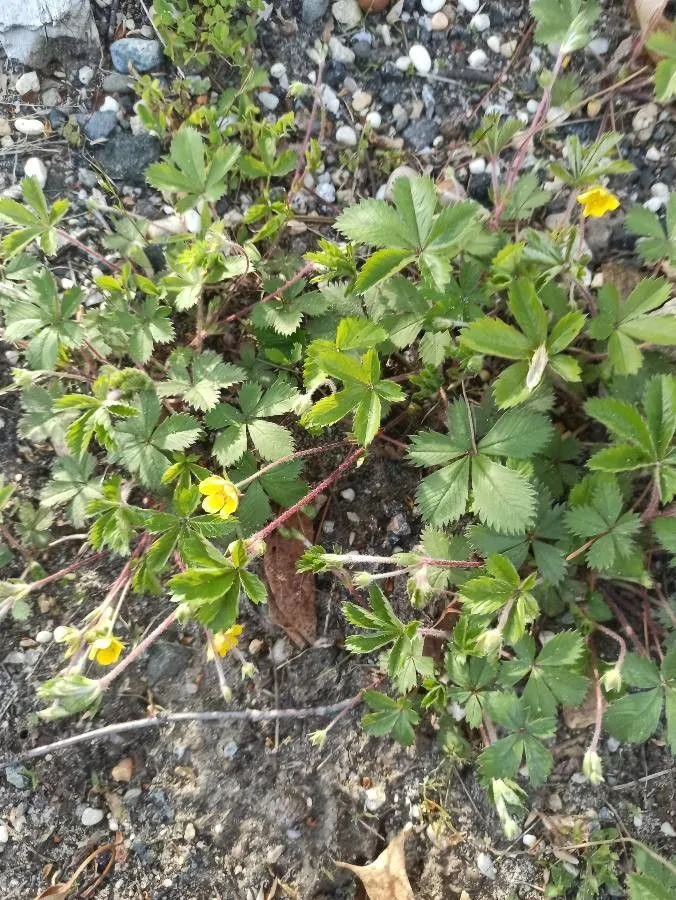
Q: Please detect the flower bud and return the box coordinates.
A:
[582,749,604,786]
[600,666,622,693]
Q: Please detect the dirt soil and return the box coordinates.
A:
[1,0,675,897]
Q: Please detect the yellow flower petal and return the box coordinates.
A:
[202,493,225,514]
[576,185,620,218]
[199,475,227,496]
[88,635,124,666]
[211,623,243,657]
[220,484,239,517]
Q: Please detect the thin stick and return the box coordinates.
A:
[233,440,347,490]
[224,262,317,324]
[25,552,107,593]
[0,696,361,769]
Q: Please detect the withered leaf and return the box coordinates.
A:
[336,825,415,900]
[263,511,316,647]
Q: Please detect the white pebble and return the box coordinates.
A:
[468,157,486,175]
[322,84,340,115]
[329,36,355,64]
[78,65,95,86]
[468,49,488,70]
[341,488,356,501]
[588,37,609,55]
[522,833,537,848]
[661,822,676,837]
[526,98,538,114]
[15,71,40,95]
[81,807,105,826]
[408,43,432,75]
[14,117,45,136]
[23,157,47,187]
[421,0,445,11]
[258,91,279,111]
[395,55,411,71]
[322,520,335,534]
[0,823,8,843]
[459,0,480,11]
[470,12,490,31]
[35,630,53,644]
[606,737,620,752]
[184,209,201,233]
[645,146,662,162]
[486,34,501,54]
[477,851,496,880]
[430,11,449,29]
[352,90,372,112]
[644,196,664,212]
[270,62,286,79]
[100,95,120,113]
[365,110,382,128]
[335,124,358,147]
[364,785,387,811]
[651,182,669,199]
[316,182,336,203]
[501,39,518,58]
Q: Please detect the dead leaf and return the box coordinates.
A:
[33,887,70,899]
[336,825,415,900]
[263,511,316,647]
[562,686,597,730]
[631,0,672,61]
[110,757,134,783]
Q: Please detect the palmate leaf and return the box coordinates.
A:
[410,403,551,533]
[207,378,298,467]
[501,633,589,718]
[157,349,245,411]
[565,474,642,571]
[146,126,240,213]
[625,193,676,266]
[478,693,555,786]
[531,0,600,52]
[0,176,69,257]
[114,391,201,487]
[40,453,102,527]
[362,691,420,746]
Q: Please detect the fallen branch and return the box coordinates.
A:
[1,695,362,770]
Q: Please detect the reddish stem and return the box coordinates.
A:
[99,609,178,690]
[28,552,107,593]
[247,445,365,546]
[57,230,121,273]
[290,59,325,196]
[224,262,317,324]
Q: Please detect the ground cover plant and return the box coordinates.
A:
[0,0,675,895]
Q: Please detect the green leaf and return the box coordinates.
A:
[336,198,413,249]
[603,688,663,743]
[354,248,413,293]
[362,691,420,746]
[472,456,537,534]
[478,409,553,459]
[157,350,245,411]
[41,453,101,527]
[416,458,471,526]
[507,278,548,345]
[460,318,531,360]
[584,397,654,457]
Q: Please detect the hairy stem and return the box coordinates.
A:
[99,609,178,690]
[26,552,107,593]
[233,440,348,490]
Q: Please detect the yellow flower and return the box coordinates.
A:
[209,624,243,658]
[576,185,620,218]
[198,475,239,519]
[88,634,124,666]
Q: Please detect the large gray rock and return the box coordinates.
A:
[0,0,101,68]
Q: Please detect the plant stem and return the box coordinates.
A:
[26,552,107,593]
[247,445,365,546]
[490,47,566,226]
[290,59,325,196]
[588,665,604,756]
[224,262,317,324]
[57,229,121,272]
[593,621,627,672]
[1,695,362,768]
[233,440,348,490]
[99,609,178,690]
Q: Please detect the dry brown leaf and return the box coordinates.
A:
[110,757,134,783]
[336,825,415,900]
[631,0,672,60]
[263,511,317,647]
[562,686,597,730]
[33,887,70,899]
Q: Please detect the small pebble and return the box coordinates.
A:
[408,43,432,75]
[632,102,659,140]
[661,822,676,837]
[501,39,518,58]
[257,91,279,111]
[78,65,95,86]
[486,34,501,53]
[526,98,538,114]
[352,89,372,112]
[335,124,358,147]
[332,0,362,28]
[14,118,45,136]
[0,823,8,844]
[477,852,496,880]
[430,11,449,29]
[606,737,620,752]
[365,110,382,128]
[395,55,411,71]
[41,87,61,107]
[270,62,287,80]
[184,822,196,841]
[522,833,537,848]
[644,197,664,213]
[645,146,662,162]
[322,520,336,534]
[421,0,445,11]
[468,48,488,69]
[81,807,105,826]
[364,784,387,811]
[329,36,355,64]
[34,629,52,644]
[459,0,480,10]
[588,37,609,55]
[15,71,40,96]
[267,844,285,865]
[341,488,356,501]
[316,182,336,203]
[469,157,486,175]
[23,157,47,188]
[651,182,669,199]
[470,12,490,30]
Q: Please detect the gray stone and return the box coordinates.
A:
[110,38,163,74]
[145,640,191,684]
[585,217,613,256]
[302,0,329,23]
[102,72,134,93]
[78,110,118,141]
[387,512,411,539]
[0,0,100,68]
[403,118,439,150]
[94,132,161,185]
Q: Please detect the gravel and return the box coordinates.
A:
[110,38,163,73]
[302,0,329,23]
[93,131,161,184]
[335,124,358,146]
[409,43,432,75]
[15,71,40,95]
[403,118,439,150]
[23,157,47,187]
